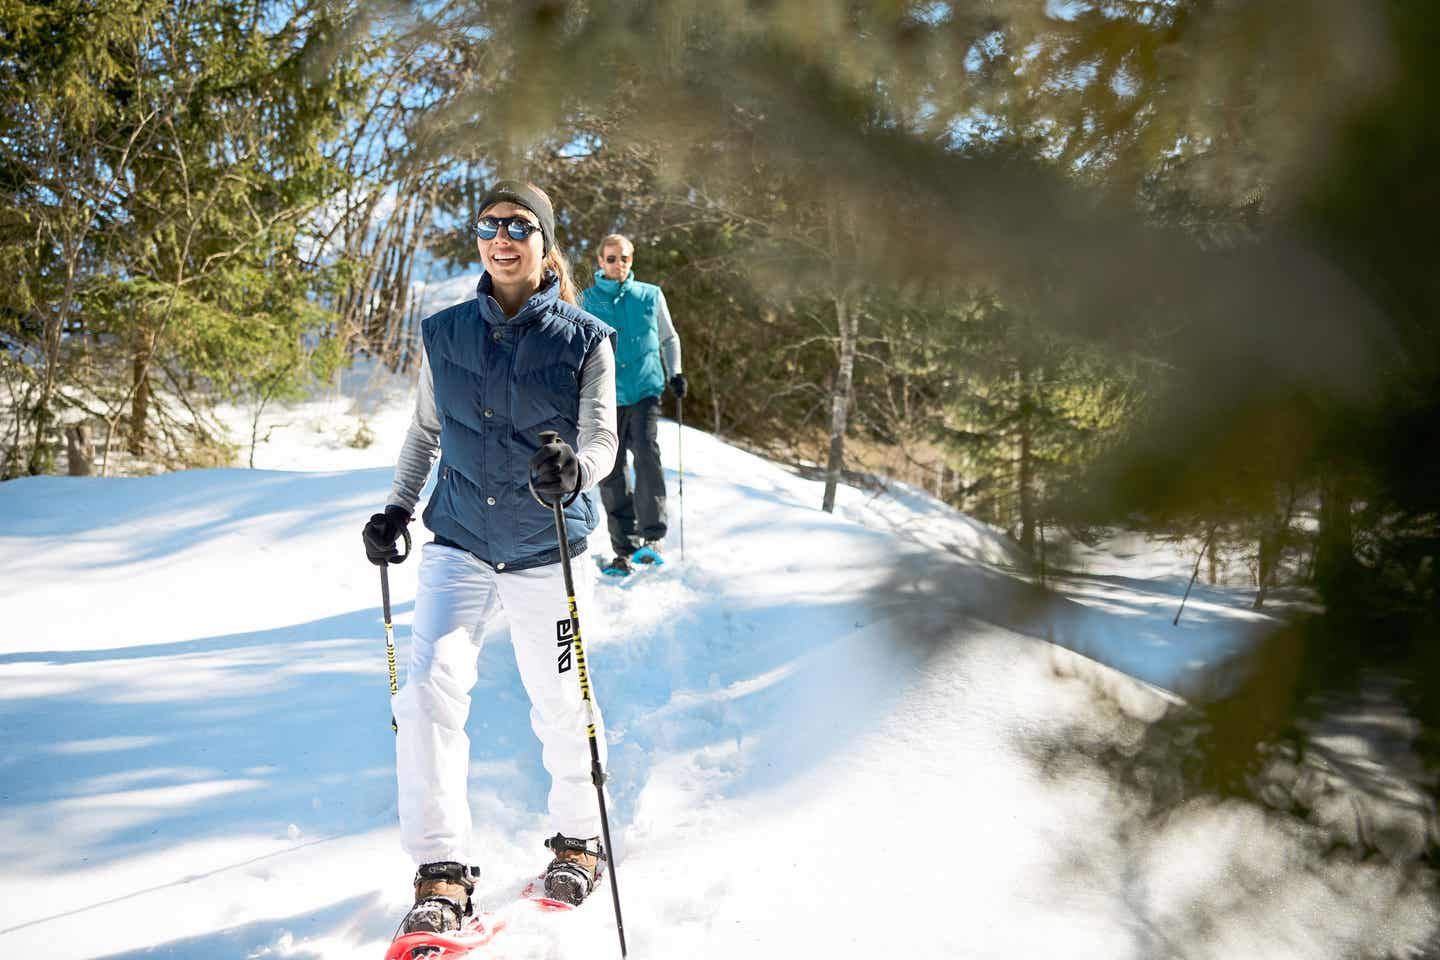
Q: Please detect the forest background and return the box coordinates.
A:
[4,0,1439,859]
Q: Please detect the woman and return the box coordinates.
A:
[360,181,618,934]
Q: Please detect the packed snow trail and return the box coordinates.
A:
[1,418,1434,958]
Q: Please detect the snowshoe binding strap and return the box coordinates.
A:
[412,860,479,897]
[544,833,606,860]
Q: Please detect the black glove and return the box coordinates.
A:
[669,373,688,398]
[362,504,410,566]
[529,440,580,502]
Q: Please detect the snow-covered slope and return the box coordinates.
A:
[1,401,1434,959]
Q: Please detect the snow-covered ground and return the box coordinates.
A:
[2,383,1435,959]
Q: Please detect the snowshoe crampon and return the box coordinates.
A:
[385,894,572,960]
[388,921,502,960]
[400,897,467,936]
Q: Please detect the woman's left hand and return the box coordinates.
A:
[529,440,580,500]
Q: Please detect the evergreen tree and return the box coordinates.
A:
[939,295,1140,558]
[1,0,365,472]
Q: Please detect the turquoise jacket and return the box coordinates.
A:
[581,271,666,406]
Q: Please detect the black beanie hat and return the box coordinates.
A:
[475,180,555,255]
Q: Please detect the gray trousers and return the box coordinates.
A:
[600,395,667,555]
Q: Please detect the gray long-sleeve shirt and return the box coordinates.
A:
[386,338,618,513]
[655,289,682,377]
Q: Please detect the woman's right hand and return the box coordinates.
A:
[362,505,411,565]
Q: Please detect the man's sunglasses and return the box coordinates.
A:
[473,215,541,241]
[605,254,632,264]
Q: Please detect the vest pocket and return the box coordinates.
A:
[510,363,580,434]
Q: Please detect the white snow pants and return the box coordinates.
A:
[395,541,608,866]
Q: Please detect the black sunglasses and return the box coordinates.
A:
[604,254,632,264]
[474,215,541,241]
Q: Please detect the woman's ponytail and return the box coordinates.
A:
[543,245,580,306]
[521,183,579,305]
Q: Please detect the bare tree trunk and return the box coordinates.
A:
[705,308,724,436]
[1254,481,1299,609]
[1254,542,1275,609]
[1037,518,1047,587]
[66,423,94,476]
[821,289,858,513]
[30,337,59,473]
[1315,466,1355,588]
[388,180,437,369]
[1018,417,1035,554]
[1208,532,1219,585]
[129,346,152,456]
[1016,363,1036,555]
[27,258,81,475]
[2,378,31,479]
[821,201,858,514]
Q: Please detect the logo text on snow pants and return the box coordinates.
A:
[556,618,574,673]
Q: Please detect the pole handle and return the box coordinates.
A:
[527,430,580,509]
[389,525,413,564]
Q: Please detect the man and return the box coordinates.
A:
[580,233,685,576]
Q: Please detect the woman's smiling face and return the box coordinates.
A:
[477,201,545,289]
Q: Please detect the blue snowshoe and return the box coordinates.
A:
[631,540,665,566]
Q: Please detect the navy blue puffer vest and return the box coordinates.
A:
[420,272,613,572]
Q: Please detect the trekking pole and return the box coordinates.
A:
[676,396,684,563]
[529,431,627,958]
[379,525,412,733]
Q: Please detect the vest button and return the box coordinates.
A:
[484,408,493,418]
[496,562,506,571]
[486,496,496,506]
[492,330,502,341]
